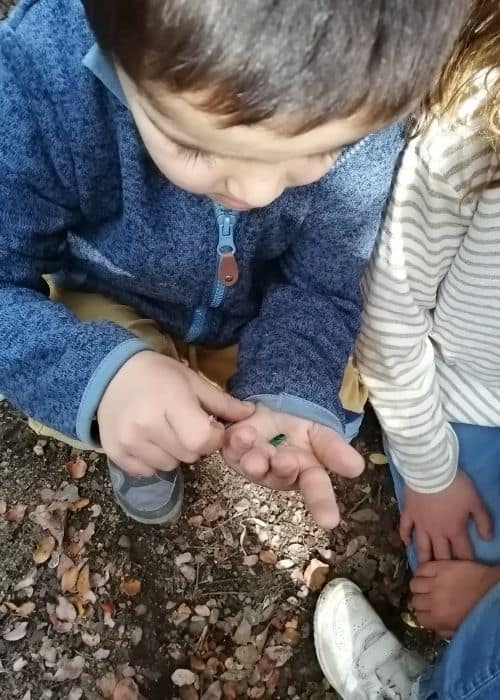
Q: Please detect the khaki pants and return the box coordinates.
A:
[30,286,367,450]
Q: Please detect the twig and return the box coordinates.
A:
[347,493,369,517]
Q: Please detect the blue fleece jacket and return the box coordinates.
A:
[0,0,404,445]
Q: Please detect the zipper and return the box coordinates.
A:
[185,205,239,342]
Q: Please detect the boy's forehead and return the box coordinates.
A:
[122,70,378,162]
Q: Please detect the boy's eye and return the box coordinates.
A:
[177,144,215,166]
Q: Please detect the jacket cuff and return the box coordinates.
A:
[75,338,150,446]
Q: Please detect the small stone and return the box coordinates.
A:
[234,644,260,668]
[243,555,259,567]
[233,618,252,645]
[194,605,210,618]
[118,535,131,549]
[303,559,330,592]
[180,564,197,583]
[180,687,199,700]
[134,604,147,617]
[222,681,238,699]
[33,443,45,457]
[350,508,380,523]
[175,552,193,567]
[188,515,204,528]
[276,559,295,570]
[201,680,222,700]
[265,645,293,667]
[259,550,277,565]
[248,688,265,699]
[369,452,388,466]
[129,626,143,646]
[190,655,206,672]
[171,668,196,687]
[13,657,28,672]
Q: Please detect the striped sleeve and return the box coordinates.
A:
[356,120,493,492]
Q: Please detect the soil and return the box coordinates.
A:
[0,400,440,700]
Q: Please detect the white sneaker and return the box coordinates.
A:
[314,579,426,700]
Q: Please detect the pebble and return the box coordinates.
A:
[233,619,252,645]
[234,644,260,668]
[200,680,222,700]
[175,552,194,567]
[350,508,380,523]
[276,559,295,570]
[243,555,259,567]
[134,604,147,617]
[282,629,301,647]
[118,535,131,549]
[194,605,210,618]
[171,668,196,687]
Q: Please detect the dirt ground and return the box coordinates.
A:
[0,399,440,700]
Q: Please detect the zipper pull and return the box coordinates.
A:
[218,251,239,286]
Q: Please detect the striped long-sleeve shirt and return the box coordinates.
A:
[357,84,500,493]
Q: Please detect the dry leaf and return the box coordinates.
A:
[14,568,37,592]
[303,558,329,592]
[2,621,29,641]
[6,602,36,618]
[76,564,91,597]
[67,522,95,556]
[112,679,141,700]
[81,631,101,648]
[57,553,75,581]
[0,499,6,515]
[55,596,77,622]
[53,655,85,682]
[202,502,226,523]
[120,578,141,597]
[61,565,81,593]
[259,550,277,566]
[71,498,90,511]
[5,504,27,522]
[98,672,117,698]
[30,504,66,546]
[65,457,88,479]
[33,534,56,564]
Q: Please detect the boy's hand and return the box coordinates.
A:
[97,351,254,477]
[400,470,491,563]
[222,403,364,528]
[411,560,500,635]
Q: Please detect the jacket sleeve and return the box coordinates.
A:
[0,26,149,443]
[230,124,405,433]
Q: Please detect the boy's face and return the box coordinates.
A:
[119,68,381,210]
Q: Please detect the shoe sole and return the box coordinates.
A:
[115,470,185,525]
[313,578,361,697]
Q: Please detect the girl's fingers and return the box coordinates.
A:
[270,446,320,480]
[238,444,274,482]
[299,466,340,529]
[409,576,433,594]
[223,425,259,464]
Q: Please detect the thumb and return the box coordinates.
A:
[471,496,493,540]
[309,424,364,478]
[191,375,255,422]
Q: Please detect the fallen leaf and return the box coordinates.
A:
[13,568,37,592]
[5,504,27,522]
[30,504,66,546]
[53,655,85,682]
[6,602,36,618]
[201,681,222,700]
[57,553,75,581]
[94,648,111,660]
[0,499,6,515]
[369,452,388,466]
[202,502,226,523]
[97,672,117,698]
[65,457,88,479]
[76,564,91,598]
[259,550,277,566]
[13,657,28,672]
[3,621,29,641]
[67,522,95,556]
[120,578,141,597]
[179,564,196,583]
[233,618,252,645]
[171,668,196,687]
[81,631,100,648]
[61,565,81,593]
[33,534,56,564]
[112,679,141,700]
[55,596,77,622]
[71,498,90,511]
[303,559,329,592]
[187,515,204,528]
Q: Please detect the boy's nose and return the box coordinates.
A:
[226,171,285,209]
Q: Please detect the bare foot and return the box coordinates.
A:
[410,560,500,635]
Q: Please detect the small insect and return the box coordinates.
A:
[269,433,287,447]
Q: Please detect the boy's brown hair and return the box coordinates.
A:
[84,0,470,134]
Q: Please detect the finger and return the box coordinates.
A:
[471,498,493,540]
[399,511,414,547]
[299,466,340,529]
[145,420,200,464]
[409,576,433,594]
[432,537,452,561]
[191,374,255,422]
[451,532,474,561]
[116,456,156,478]
[223,425,259,464]
[238,445,273,482]
[309,424,364,478]
[412,593,433,613]
[270,446,318,480]
[415,528,432,565]
[133,441,180,471]
[166,392,226,456]
[415,560,440,578]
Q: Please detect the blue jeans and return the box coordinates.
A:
[387,423,500,698]
[388,423,500,571]
[411,584,500,699]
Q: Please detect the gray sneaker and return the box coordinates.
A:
[107,460,184,525]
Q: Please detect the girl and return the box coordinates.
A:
[313,3,500,699]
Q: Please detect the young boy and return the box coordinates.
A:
[0,0,468,527]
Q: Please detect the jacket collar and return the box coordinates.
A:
[83,44,128,107]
